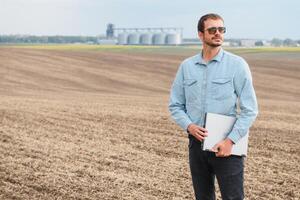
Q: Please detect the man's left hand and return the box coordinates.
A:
[212,138,234,157]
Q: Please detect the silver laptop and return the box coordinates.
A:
[202,112,249,156]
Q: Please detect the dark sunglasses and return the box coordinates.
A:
[205,27,226,35]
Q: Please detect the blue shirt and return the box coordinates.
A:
[169,49,258,143]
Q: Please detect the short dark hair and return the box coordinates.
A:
[197,13,224,32]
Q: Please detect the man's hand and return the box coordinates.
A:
[212,138,234,157]
[187,124,208,142]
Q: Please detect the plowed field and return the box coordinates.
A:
[0,46,299,200]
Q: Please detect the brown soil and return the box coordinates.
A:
[0,47,299,200]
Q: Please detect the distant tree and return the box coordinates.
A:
[283,38,296,46]
[271,38,283,46]
[255,41,264,46]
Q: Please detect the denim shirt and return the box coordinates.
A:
[169,49,258,144]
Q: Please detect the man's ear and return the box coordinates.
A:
[198,31,204,42]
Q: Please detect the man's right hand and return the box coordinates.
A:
[187,124,208,142]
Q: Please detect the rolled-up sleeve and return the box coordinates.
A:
[227,59,259,144]
[169,64,192,132]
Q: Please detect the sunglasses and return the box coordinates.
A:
[205,27,226,35]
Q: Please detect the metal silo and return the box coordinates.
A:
[118,33,128,45]
[166,33,181,45]
[128,33,140,45]
[140,33,153,45]
[152,33,166,45]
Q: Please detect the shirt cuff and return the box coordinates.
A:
[227,129,243,144]
[227,134,239,144]
[180,118,193,133]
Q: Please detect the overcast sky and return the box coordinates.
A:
[1,0,300,39]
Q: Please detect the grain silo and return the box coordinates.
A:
[166,33,181,45]
[113,26,183,46]
[153,33,166,45]
[128,33,140,45]
[118,33,128,45]
[140,33,153,45]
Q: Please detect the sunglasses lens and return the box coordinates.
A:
[218,27,226,33]
[206,27,226,34]
[207,27,217,34]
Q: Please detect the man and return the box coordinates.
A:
[169,13,258,200]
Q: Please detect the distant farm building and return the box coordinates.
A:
[105,24,182,46]
[240,39,258,47]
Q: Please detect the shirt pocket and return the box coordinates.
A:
[211,78,234,100]
[183,79,198,102]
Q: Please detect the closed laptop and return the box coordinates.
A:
[203,112,249,156]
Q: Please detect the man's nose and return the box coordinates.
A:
[214,31,221,36]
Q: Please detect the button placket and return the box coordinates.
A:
[201,65,207,123]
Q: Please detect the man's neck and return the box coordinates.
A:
[202,46,221,63]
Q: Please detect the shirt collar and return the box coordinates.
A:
[195,48,224,65]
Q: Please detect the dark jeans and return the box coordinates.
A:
[188,134,244,200]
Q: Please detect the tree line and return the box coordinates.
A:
[270,38,300,47]
[0,35,299,46]
[0,35,98,44]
